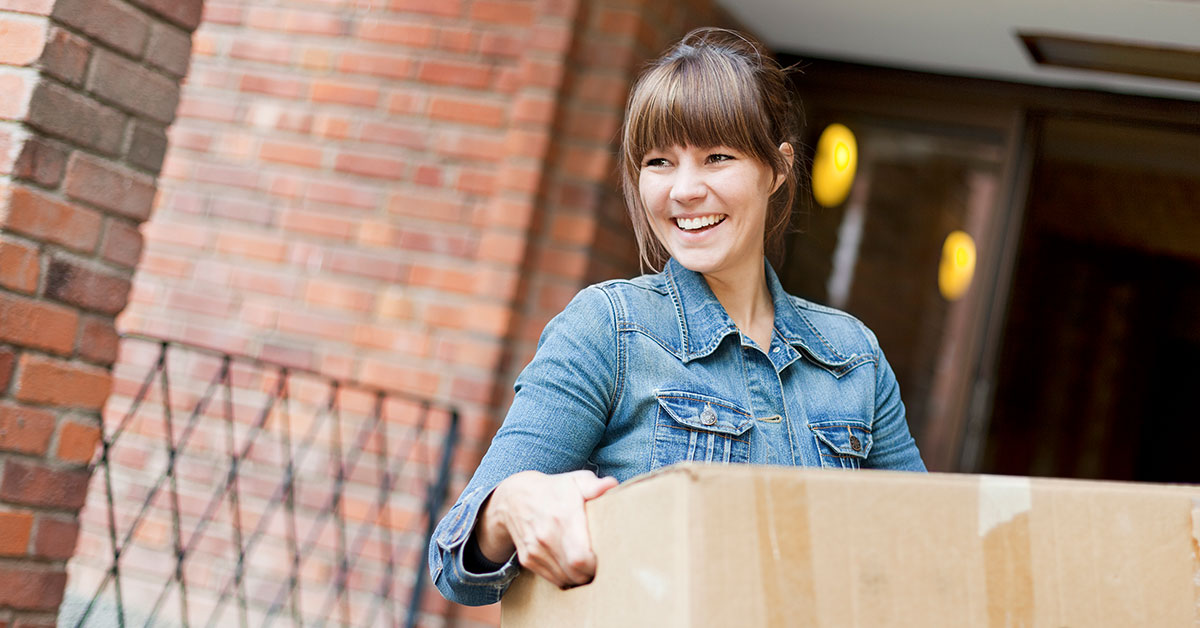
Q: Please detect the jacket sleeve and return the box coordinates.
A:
[428,285,621,606]
[862,328,927,472]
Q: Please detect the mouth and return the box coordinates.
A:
[674,214,727,232]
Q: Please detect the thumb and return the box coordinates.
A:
[576,474,619,501]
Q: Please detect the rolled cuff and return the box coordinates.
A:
[430,486,521,606]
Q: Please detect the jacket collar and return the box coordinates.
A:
[664,257,854,367]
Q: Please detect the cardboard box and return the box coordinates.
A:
[501,463,1200,627]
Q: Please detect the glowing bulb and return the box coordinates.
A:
[835,143,850,170]
[811,124,858,208]
[939,230,976,301]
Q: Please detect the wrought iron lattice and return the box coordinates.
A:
[63,335,460,628]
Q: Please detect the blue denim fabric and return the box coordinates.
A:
[429,258,925,605]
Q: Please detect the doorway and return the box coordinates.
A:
[979,117,1200,482]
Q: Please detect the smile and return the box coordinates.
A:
[674,214,726,231]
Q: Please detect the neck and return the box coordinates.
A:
[702,259,775,348]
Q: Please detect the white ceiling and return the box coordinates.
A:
[717,0,1200,102]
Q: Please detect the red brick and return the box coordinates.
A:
[12,136,68,187]
[33,515,78,560]
[239,72,307,99]
[0,457,90,510]
[305,180,381,210]
[418,60,492,89]
[127,0,204,31]
[63,153,156,220]
[334,152,404,179]
[0,236,39,294]
[356,20,434,47]
[176,96,238,123]
[304,279,374,313]
[145,21,193,78]
[44,256,130,315]
[127,121,168,174]
[440,130,507,162]
[359,359,439,397]
[458,168,496,195]
[389,0,461,17]
[0,69,33,120]
[337,52,413,80]
[311,80,379,108]
[359,122,425,150]
[259,140,323,169]
[214,232,288,263]
[77,315,119,365]
[314,114,352,139]
[413,165,442,186]
[0,347,13,390]
[512,94,555,125]
[409,264,475,294]
[0,565,65,610]
[280,209,356,241]
[202,2,242,25]
[86,48,180,124]
[55,418,100,464]
[26,81,127,155]
[351,325,427,355]
[388,192,467,223]
[0,14,48,66]
[230,39,293,66]
[478,32,523,58]
[477,230,527,264]
[325,250,405,282]
[470,0,535,25]
[429,97,505,127]
[0,0,53,15]
[98,219,143,269]
[276,310,353,341]
[436,27,473,53]
[50,0,149,58]
[386,91,423,115]
[246,7,346,36]
[0,291,79,355]
[38,26,90,86]
[0,403,55,456]
[0,510,34,556]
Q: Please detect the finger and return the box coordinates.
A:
[516,536,572,588]
[573,472,619,500]
[556,507,598,584]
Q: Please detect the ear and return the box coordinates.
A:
[772,142,795,193]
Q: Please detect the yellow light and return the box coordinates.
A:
[811,123,858,208]
[938,230,976,301]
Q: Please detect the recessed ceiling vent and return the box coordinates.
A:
[1019,31,1200,84]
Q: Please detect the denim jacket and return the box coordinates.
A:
[429,258,925,606]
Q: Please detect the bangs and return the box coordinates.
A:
[623,52,775,167]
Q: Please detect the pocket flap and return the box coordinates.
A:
[655,391,753,437]
[809,420,872,458]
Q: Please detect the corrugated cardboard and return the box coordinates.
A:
[501,463,1200,627]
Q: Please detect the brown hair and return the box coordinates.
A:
[620,27,803,271]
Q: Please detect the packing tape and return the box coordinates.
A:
[979,476,1034,628]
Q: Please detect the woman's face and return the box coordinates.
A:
[639,144,783,282]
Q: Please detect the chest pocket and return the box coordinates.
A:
[809,419,873,469]
[651,391,753,470]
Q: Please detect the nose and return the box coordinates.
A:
[668,162,706,204]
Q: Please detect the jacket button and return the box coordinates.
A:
[849,435,862,452]
[700,404,717,426]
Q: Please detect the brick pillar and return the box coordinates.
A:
[0,0,202,624]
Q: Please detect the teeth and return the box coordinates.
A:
[676,214,726,230]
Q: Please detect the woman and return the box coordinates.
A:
[429,27,925,606]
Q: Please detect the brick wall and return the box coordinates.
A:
[0,0,201,625]
[30,0,749,626]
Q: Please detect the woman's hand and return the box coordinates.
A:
[476,470,619,588]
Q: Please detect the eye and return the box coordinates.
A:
[707,153,735,164]
[643,157,669,168]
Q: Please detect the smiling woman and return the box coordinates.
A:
[429,27,926,607]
